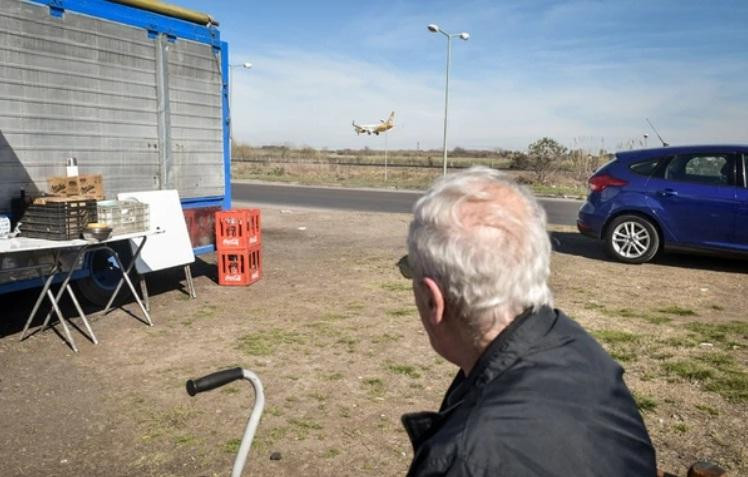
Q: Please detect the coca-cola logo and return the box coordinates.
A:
[225,274,241,281]
[223,238,240,246]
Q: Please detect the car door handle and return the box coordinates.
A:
[657,189,678,198]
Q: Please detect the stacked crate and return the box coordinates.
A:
[215,209,262,286]
[20,197,97,240]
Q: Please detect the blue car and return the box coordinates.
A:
[577,145,748,263]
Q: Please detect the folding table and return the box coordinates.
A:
[11,230,157,352]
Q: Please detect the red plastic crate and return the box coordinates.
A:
[215,209,261,250]
[217,246,262,286]
[245,208,261,246]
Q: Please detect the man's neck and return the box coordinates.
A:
[458,306,526,376]
[459,326,504,376]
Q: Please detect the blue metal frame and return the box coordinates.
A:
[181,196,225,209]
[0,268,88,294]
[221,41,232,211]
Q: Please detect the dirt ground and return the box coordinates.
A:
[0,206,745,476]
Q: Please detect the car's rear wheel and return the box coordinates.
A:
[605,215,660,264]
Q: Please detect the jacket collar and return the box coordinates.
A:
[402,306,559,449]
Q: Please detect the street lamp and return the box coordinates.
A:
[229,62,252,144]
[427,24,469,175]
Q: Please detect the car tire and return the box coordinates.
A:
[605,214,660,264]
[76,242,136,307]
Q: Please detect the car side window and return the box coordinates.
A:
[664,154,735,186]
[629,158,662,176]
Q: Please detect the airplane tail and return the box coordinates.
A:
[387,111,395,125]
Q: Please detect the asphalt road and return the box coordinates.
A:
[232,182,583,226]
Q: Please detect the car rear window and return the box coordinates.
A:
[665,154,735,186]
[629,158,662,176]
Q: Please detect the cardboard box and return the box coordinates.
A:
[47,174,104,200]
[78,174,104,199]
[47,176,80,197]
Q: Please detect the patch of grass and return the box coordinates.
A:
[610,349,637,363]
[387,308,414,317]
[236,328,304,356]
[710,304,724,311]
[197,305,218,318]
[336,336,358,353]
[323,372,344,381]
[321,312,349,321]
[660,336,698,348]
[632,392,657,412]
[530,183,586,199]
[288,417,323,430]
[685,321,748,345]
[592,329,641,345]
[695,404,719,416]
[174,434,196,445]
[221,386,240,394]
[657,306,697,317]
[704,371,748,403]
[267,406,283,417]
[663,359,747,403]
[323,448,341,459]
[673,423,687,433]
[583,302,605,311]
[648,350,674,360]
[347,302,365,311]
[141,405,194,440]
[254,426,289,450]
[386,363,421,379]
[380,281,411,293]
[642,315,672,325]
[288,417,323,439]
[224,438,241,453]
[696,352,736,367]
[371,333,403,344]
[615,308,639,318]
[662,360,714,381]
[363,377,386,397]
[308,392,327,402]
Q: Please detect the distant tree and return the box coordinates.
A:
[527,137,568,184]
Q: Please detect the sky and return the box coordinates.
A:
[177,0,747,152]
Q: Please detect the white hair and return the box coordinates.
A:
[407,166,553,339]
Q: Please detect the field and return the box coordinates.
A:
[0,207,746,476]
[231,144,594,199]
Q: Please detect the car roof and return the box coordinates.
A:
[615,145,748,162]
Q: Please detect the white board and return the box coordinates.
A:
[117,190,195,273]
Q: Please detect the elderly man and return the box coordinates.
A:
[399,167,656,476]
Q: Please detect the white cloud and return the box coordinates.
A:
[230,47,746,152]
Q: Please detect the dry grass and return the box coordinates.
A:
[0,212,745,476]
[232,162,587,198]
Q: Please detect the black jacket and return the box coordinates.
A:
[401,307,656,477]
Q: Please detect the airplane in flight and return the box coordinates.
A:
[352,112,395,135]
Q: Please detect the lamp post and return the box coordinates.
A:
[427,24,469,176]
[229,62,252,145]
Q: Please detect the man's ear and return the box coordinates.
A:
[420,277,445,327]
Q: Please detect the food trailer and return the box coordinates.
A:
[0,0,231,302]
